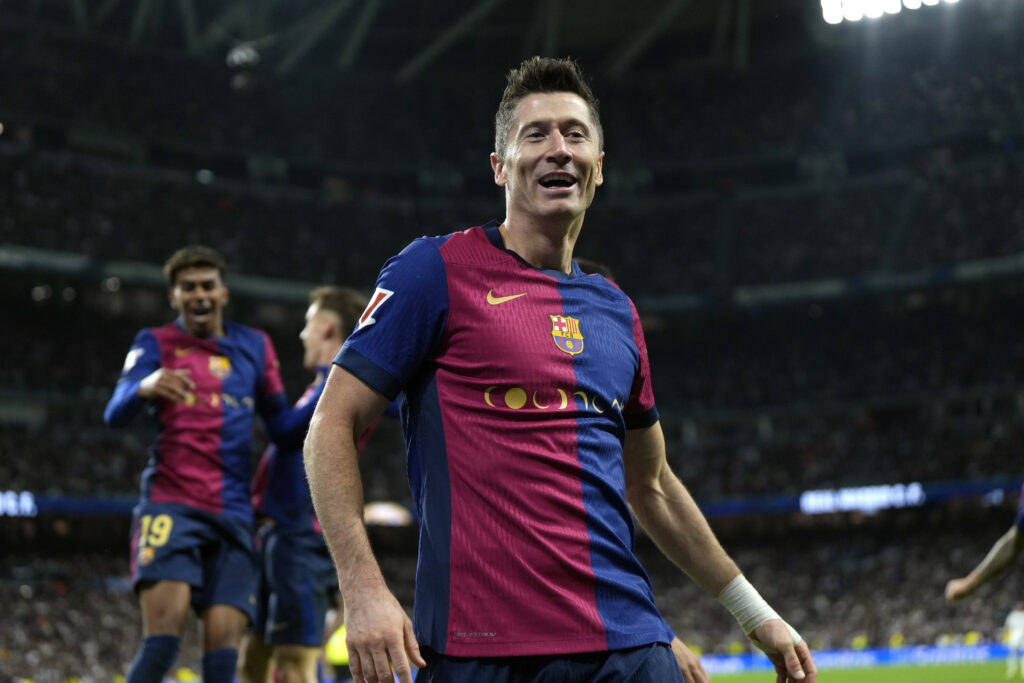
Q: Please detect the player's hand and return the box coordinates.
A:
[749,619,817,683]
[344,588,425,683]
[137,368,195,403]
[671,636,711,683]
[945,577,971,601]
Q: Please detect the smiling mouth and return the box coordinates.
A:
[189,304,213,320]
[538,174,577,189]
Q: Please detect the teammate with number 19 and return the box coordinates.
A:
[305,57,816,683]
[104,245,319,683]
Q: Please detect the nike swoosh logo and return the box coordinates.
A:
[174,347,196,357]
[487,290,527,305]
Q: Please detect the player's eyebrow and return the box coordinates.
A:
[518,117,592,137]
[179,276,219,288]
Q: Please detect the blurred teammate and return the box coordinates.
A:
[945,484,1024,602]
[1004,603,1024,678]
[105,245,317,683]
[241,286,368,683]
[304,57,815,683]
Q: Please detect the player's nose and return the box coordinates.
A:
[546,131,572,162]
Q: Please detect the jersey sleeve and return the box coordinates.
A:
[624,297,659,430]
[259,331,286,399]
[334,238,449,400]
[258,331,321,450]
[103,329,161,427]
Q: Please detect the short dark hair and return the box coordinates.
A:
[163,245,227,287]
[309,286,368,340]
[575,257,616,281]
[494,56,603,159]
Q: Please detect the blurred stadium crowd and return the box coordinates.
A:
[2,2,1024,680]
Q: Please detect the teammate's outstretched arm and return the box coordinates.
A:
[304,366,425,683]
[946,525,1024,601]
[623,421,816,683]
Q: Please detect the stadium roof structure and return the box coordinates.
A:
[3,0,816,81]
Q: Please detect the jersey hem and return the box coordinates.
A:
[439,630,671,658]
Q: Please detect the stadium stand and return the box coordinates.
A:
[3,1,1024,679]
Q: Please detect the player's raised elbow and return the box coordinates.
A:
[103,393,134,428]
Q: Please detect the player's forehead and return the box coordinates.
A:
[512,92,596,132]
[173,266,223,287]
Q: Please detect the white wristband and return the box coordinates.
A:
[717,575,781,635]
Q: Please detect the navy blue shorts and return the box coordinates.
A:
[254,524,338,647]
[130,502,258,622]
[415,643,684,683]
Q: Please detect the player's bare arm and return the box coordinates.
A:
[137,367,195,403]
[623,421,740,594]
[304,366,425,683]
[623,422,816,682]
[946,525,1024,601]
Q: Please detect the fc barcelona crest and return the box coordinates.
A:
[208,355,232,379]
[550,315,584,355]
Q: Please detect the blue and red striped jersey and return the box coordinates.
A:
[105,319,309,524]
[251,367,325,532]
[335,222,673,657]
[251,366,384,533]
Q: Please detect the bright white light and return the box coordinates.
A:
[822,0,844,22]
[843,0,865,21]
[823,8,844,23]
[823,0,957,22]
[863,0,885,18]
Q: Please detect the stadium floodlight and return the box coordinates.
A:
[823,4,845,23]
[844,0,865,21]
[822,0,845,23]
[865,0,888,17]
[823,0,969,22]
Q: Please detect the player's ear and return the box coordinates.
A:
[595,151,605,187]
[491,152,507,187]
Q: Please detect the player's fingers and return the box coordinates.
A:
[347,648,364,683]
[173,368,196,389]
[404,615,426,668]
[155,381,187,403]
[794,642,817,682]
[683,660,710,683]
[370,640,396,683]
[781,642,806,681]
[389,643,413,683]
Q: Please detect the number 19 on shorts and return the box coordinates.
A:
[139,514,173,548]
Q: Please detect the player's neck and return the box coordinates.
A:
[499,215,582,273]
[315,343,344,367]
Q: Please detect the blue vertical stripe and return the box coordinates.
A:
[559,275,674,649]
[406,372,452,652]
